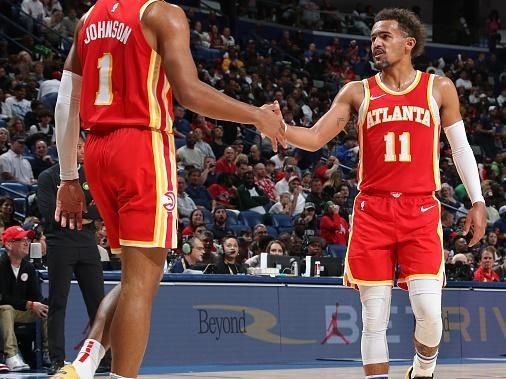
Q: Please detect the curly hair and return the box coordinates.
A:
[374,8,426,57]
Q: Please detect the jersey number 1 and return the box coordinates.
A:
[384,132,411,162]
[95,53,113,105]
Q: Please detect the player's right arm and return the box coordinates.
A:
[54,17,87,230]
[141,3,283,144]
[283,81,362,152]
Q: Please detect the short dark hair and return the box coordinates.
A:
[374,8,426,57]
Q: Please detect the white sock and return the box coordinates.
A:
[365,375,388,379]
[412,350,438,378]
[72,339,106,379]
[110,373,136,379]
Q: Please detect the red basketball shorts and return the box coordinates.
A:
[84,127,178,253]
[343,191,445,290]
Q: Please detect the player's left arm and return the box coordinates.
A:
[436,76,485,246]
[54,17,86,230]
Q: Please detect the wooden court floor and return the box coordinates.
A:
[1,362,505,379]
[137,363,505,379]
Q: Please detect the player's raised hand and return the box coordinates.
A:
[55,179,87,230]
[256,102,287,152]
[463,201,486,246]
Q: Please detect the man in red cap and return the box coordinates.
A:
[0,226,49,371]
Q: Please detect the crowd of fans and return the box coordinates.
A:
[0,1,504,283]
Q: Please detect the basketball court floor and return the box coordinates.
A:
[1,360,505,379]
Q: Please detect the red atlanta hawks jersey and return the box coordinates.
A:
[77,0,173,131]
[356,71,441,193]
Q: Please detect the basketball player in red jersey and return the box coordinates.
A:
[275,8,486,379]
[52,1,283,379]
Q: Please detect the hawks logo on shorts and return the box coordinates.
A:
[162,190,176,212]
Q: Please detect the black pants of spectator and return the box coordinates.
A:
[46,245,104,363]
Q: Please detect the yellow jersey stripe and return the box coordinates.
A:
[427,74,441,190]
[162,77,173,133]
[147,51,161,129]
[139,0,159,20]
[357,80,370,189]
[374,70,422,95]
[167,133,178,247]
[151,130,169,246]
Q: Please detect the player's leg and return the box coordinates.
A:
[109,246,167,378]
[406,279,442,379]
[62,284,121,379]
[359,284,392,378]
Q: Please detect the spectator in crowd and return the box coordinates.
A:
[61,8,78,38]
[37,72,61,113]
[37,136,104,373]
[28,110,54,140]
[3,86,31,121]
[0,127,10,155]
[437,183,462,214]
[0,226,49,371]
[193,128,214,159]
[274,164,295,195]
[177,131,205,170]
[493,205,506,243]
[0,135,35,185]
[209,125,227,159]
[215,236,245,274]
[0,197,21,228]
[486,10,501,52]
[201,156,218,186]
[495,257,506,281]
[177,175,197,224]
[332,190,351,222]
[20,0,45,33]
[445,253,473,281]
[270,146,287,170]
[254,162,278,202]
[185,168,212,210]
[297,202,319,233]
[248,144,262,166]
[215,146,236,175]
[181,209,205,238]
[29,139,55,179]
[207,173,238,209]
[322,170,344,200]
[221,27,235,49]
[319,201,348,246]
[305,177,327,214]
[305,236,325,257]
[208,206,232,241]
[483,231,504,262]
[237,170,270,214]
[173,105,192,139]
[245,239,286,268]
[441,210,456,248]
[288,175,305,216]
[269,192,292,215]
[7,118,26,140]
[170,236,205,273]
[473,247,501,282]
[199,230,219,266]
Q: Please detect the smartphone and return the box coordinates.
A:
[30,242,42,259]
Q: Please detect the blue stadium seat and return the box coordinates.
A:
[175,138,186,149]
[0,181,29,196]
[266,226,278,237]
[229,224,249,236]
[14,197,27,218]
[202,208,213,224]
[226,210,239,225]
[327,244,347,260]
[238,210,264,228]
[271,214,292,228]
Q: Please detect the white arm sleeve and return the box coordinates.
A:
[444,120,485,205]
[55,70,82,181]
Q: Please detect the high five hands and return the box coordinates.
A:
[257,100,287,152]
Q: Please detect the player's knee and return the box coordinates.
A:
[411,293,442,347]
[360,285,391,335]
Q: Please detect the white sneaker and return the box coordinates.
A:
[5,354,30,371]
